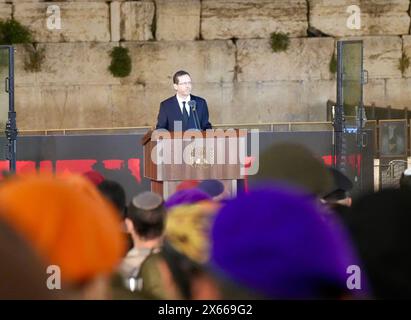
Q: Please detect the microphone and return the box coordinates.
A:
[188,100,196,112]
[188,100,201,130]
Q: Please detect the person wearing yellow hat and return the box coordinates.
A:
[136,201,221,299]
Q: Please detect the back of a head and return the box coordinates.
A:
[98,180,127,218]
[197,180,225,198]
[344,188,411,299]
[0,174,126,287]
[210,185,359,299]
[137,201,219,300]
[165,189,211,209]
[128,192,166,240]
[323,167,353,203]
[251,142,333,197]
[0,218,53,299]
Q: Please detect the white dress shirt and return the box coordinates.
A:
[176,94,191,116]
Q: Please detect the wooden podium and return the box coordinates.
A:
[142,129,246,199]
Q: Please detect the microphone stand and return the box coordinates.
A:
[189,101,202,130]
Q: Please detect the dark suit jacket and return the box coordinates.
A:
[155,95,212,131]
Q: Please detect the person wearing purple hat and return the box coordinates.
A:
[197,179,229,202]
[210,184,365,299]
[165,188,211,210]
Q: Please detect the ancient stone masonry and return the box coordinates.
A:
[4,0,411,129]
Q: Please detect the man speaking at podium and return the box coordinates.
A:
[155,70,212,131]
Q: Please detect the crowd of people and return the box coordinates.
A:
[1,142,411,299]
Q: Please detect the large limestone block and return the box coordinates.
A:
[123,40,236,84]
[385,78,411,108]
[363,79,386,107]
[15,85,114,130]
[360,36,402,79]
[309,0,410,36]
[192,82,233,125]
[155,0,200,41]
[302,80,336,121]
[121,1,154,41]
[237,38,335,82]
[0,4,11,20]
[111,84,169,127]
[111,1,121,42]
[228,81,309,123]
[201,0,307,40]
[400,36,411,78]
[14,2,110,42]
[14,43,120,86]
[15,86,44,130]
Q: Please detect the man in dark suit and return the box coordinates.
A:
[155,70,212,131]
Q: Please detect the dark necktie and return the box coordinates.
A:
[182,101,189,130]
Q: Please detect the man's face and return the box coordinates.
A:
[174,74,192,97]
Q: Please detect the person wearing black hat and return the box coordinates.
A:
[322,167,354,215]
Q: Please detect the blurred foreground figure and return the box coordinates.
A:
[165,188,211,209]
[0,218,54,299]
[344,188,411,299]
[210,185,363,299]
[251,142,333,197]
[0,174,126,299]
[136,201,221,299]
[197,179,229,202]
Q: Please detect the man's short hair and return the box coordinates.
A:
[97,180,126,218]
[173,70,190,85]
[127,192,166,240]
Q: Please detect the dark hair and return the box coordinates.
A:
[173,70,190,84]
[127,201,166,240]
[97,180,126,218]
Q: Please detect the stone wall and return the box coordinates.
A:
[4,0,411,130]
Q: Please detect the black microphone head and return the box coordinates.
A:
[188,100,196,111]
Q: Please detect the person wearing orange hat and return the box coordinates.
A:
[0,173,127,299]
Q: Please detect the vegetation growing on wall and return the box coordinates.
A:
[0,19,45,73]
[108,46,132,78]
[329,52,337,74]
[270,32,289,53]
[0,19,32,45]
[24,44,46,73]
[398,52,410,75]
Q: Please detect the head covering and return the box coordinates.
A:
[323,167,353,201]
[165,189,211,209]
[165,201,219,264]
[83,170,105,186]
[210,184,360,299]
[127,191,166,239]
[251,143,333,197]
[130,191,163,211]
[0,174,126,284]
[0,218,53,299]
[198,180,225,198]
